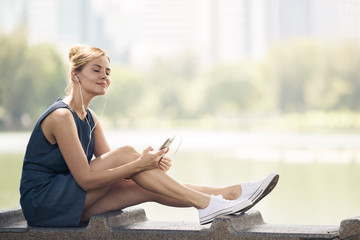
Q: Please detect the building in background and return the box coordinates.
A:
[338,0,360,39]
[0,0,26,33]
[0,0,359,66]
[26,0,106,54]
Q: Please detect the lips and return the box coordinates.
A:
[97,83,107,88]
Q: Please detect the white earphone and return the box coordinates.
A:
[75,75,87,115]
[74,74,95,155]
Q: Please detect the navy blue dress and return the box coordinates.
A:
[20,99,95,227]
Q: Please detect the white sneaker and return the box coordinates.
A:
[237,172,279,212]
[237,180,263,202]
[198,195,252,225]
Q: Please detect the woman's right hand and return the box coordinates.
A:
[138,146,166,171]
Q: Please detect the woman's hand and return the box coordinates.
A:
[158,156,172,172]
[138,146,166,171]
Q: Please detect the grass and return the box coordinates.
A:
[0,153,23,209]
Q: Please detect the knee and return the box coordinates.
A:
[119,145,139,154]
[91,146,141,172]
[115,145,140,160]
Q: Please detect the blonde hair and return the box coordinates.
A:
[65,45,110,95]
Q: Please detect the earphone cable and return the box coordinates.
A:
[77,80,95,156]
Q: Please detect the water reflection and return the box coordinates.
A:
[1,130,359,225]
[140,150,360,225]
[105,130,360,225]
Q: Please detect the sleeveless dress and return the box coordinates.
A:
[20,99,95,227]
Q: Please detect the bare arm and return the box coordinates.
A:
[89,109,172,172]
[43,108,165,191]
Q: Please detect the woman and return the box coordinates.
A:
[19,45,279,227]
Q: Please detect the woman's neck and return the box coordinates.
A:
[63,94,89,120]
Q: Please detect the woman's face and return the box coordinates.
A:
[76,56,111,97]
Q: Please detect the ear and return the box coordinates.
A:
[70,71,79,82]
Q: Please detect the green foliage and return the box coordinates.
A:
[91,66,145,125]
[202,63,259,115]
[0,27,66,130]
[265,40,360,113]
[1,27,360,130]
[144,53,199,118]
[0,153,23,208]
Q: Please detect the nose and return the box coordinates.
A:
[102,72,111,85]
[100,71,109,81]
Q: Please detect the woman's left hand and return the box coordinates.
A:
[158,156,172,172]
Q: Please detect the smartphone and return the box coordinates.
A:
[159,136,175,150]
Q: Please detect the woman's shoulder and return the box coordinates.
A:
[46,108,74,125]
[40,107,74,132]
[39,105,74,145]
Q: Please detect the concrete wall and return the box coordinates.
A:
[1,206,360,240]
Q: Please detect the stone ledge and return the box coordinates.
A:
[339,215,360,239]
[0,206,27,233]
[0,206,359,240]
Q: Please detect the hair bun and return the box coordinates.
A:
[68,45,86,61]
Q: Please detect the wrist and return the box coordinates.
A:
[131,157,144,173]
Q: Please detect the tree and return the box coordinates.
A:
[264,39,360,113]
[201,62,259,115]
[0,27,66,130]
[99,66,145,121]
[265,40,315,112]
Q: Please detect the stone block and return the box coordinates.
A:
[339,215,360,239]
[0,206,28,233]
[1,206,360,240]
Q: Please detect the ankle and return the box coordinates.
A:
[225,185,242,200]
[197,195,211,209]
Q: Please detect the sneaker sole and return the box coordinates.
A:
[240,173,279,213]
[200,199,252,225]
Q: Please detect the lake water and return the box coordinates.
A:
[1,129,359,226]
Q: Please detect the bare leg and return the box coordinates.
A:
[81,146,243,222]
[81,179,193,222]
[131,168,210,208]
[82,169,211,219]
[185,184,242,201]
[82,146,210,221]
